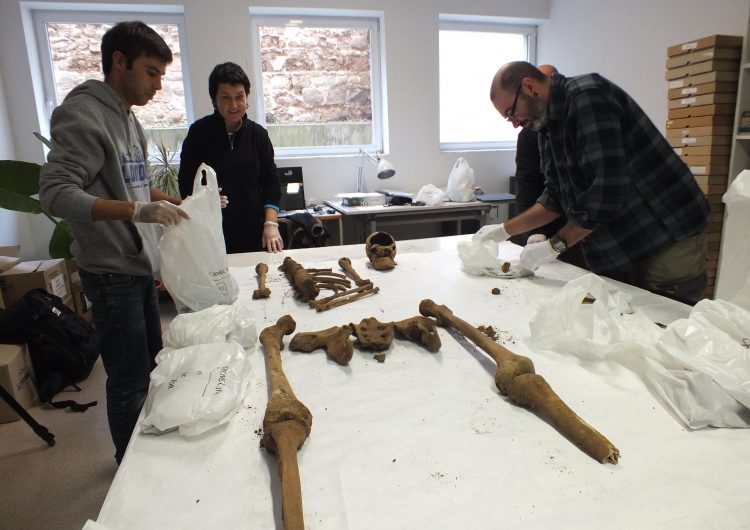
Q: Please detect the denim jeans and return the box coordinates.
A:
[79,270,162,464]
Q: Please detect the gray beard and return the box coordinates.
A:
[527,97,548,131]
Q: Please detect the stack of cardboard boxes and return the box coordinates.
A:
[665,34,743,299]
[0,248,92,423]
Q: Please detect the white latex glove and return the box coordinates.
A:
[262,222,284,253]
[472,223,510,243]
[218,187,229,208]
[526,233,548,244]
[132,201,189,226]
[519,240,559,271]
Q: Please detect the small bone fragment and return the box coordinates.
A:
[501,262,511,273]
[315,286,380,312]
[280,257,319,301]
[491,287,501,295]
[259,315,312,530]
[289,325,354,365]
[419,299,619,465]
[393,316,441,352]
[338,257,370,286]
[373,353,386,363]
[253,263,271,299]
[351,317,394,350]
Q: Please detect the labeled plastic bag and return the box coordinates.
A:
[717,169,750,309]
[415,184,445,206]
[159,163,239,312]
[162,303,257,350]
[141,342,252,437]
[446,157,475,202]
[528,274,750,429]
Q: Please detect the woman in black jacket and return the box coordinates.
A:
[178,62,283,253]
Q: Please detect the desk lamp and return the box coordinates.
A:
[357,148,396,193]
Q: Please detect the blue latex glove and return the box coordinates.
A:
[519,239,559,271]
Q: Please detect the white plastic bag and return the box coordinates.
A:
[415,184,445,206]
[528,274,750,429]
[716,169,750,308]
[159,163,239,312]
[162,303,257,350]
[446,157,475,202]
[141,342,252,437]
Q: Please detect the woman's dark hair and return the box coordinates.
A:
[101,21,172,76]
[208,62,251,104]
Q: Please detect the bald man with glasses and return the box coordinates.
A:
[475,61,709,304]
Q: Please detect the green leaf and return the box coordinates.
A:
[33,132,53,150]
[0,160,42,196]
[0,189,44,213]
[49,220,74,259]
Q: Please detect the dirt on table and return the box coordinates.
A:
[477,325,498,341]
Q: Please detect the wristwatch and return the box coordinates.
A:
[549,234,568,254]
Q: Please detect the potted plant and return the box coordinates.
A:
[0,133,74,259]
[151,140,180,198]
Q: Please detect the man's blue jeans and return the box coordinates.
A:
[79,270,162,464]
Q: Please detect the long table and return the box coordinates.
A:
[324,200,491,243]
[96,236,750,529]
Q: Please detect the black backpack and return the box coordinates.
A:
[0,289,99,411]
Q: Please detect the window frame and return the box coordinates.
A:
[249,8,388,158]
[25,4,194,150]
[438,16,537,152]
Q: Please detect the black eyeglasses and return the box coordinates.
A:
[506,82,523,121]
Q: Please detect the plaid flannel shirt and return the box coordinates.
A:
[537,73,709,275]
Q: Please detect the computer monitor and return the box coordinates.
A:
[276,166,305,211]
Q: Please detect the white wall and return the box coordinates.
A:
[1,0,748,257]
[538,0,749,134]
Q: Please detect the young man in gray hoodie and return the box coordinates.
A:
[39,21,189,464]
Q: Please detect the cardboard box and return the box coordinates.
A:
[665,59,740,81]
[667,115,735,129]
[673,144,731,157]
[667,70,739,89]
[665,46,741,69]
[667,81,738,100]
[667,92,736,109]
[667,135,732,148]
[70,271,92,322]
[679,154,730,166]
[0,259,71,308]
[688,163,729,176]
[668,104,735,119]
[0,343,37,423]
[665,125,733,138]
[697,181,728,195]
[0,246,22,309]
[667,35,743,57]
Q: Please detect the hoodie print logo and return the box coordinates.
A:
[121,153,149,190]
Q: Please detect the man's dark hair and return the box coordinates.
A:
[208,62,251,105]
[101,21,172,76]
[490,61,547,101]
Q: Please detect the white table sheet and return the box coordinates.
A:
[96,236,750,529]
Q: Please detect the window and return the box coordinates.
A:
[439,16,536,151]
[27,7,193,157]
[249,9,386,157]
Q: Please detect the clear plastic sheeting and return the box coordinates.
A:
[530,273,750,429]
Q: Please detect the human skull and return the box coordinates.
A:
[365,231,397,270]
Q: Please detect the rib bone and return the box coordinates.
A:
[419,299,619,465]
[259,315,313,529]
[253,262,271,299]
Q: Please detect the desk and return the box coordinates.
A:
[96,237,750,529]
[325,200,491,243]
